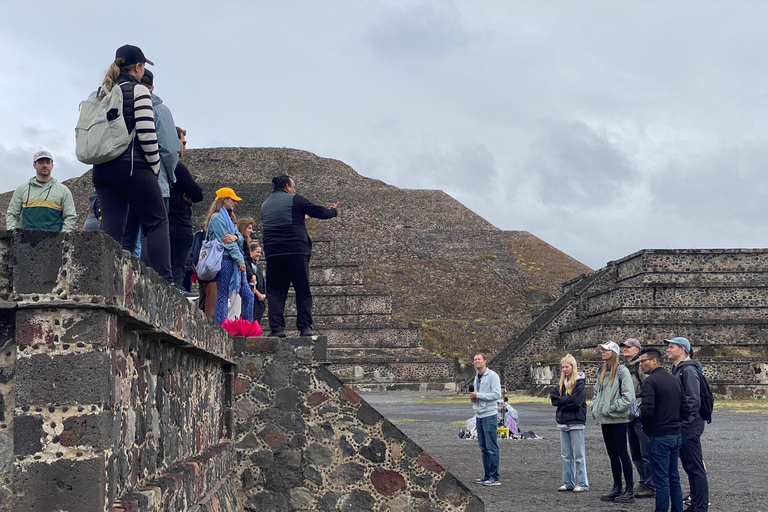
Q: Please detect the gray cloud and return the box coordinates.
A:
[366,1,473,60]
[650,141,768,225]
[528,119,640,207]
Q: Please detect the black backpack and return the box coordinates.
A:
[680,363,714,423]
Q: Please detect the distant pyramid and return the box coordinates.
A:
[1,147,591,388]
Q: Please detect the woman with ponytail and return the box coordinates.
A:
[591,341,635,504]
[550,354,589,493]
[92,45,179,292]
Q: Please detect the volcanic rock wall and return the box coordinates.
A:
[0,230,482,511]
[492,249,768,398]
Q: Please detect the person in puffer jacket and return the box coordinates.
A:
[91,45,174,288]
[592,341,635,504]
[550,354,589,493]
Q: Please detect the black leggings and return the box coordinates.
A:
[93,161,172,283]
[601,423,633,490]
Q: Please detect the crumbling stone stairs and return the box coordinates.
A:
[271,238,456,391]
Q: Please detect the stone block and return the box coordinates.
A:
[14,456,106,512]
[16,352,111,407]
[12,230,63,294]
[60,412,112,448]
[66,231,124,298]
[371,467,406,496]
[13,414,43,455]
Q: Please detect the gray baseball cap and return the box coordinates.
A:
[33,151,53,162]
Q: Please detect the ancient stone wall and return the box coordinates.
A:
[0,230,237,511]
[492,250,768,398]
[1,230,483,511]
[231,336,482,512]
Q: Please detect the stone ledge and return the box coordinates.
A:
[111,442,233,512]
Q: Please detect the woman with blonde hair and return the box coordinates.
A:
[550,354,589,493]
[91,45,182,293]
[591,341,635,504]
[203,188,254,325]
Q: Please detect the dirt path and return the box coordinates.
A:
[361,392,767,512]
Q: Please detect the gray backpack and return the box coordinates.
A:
[75,83,135,165]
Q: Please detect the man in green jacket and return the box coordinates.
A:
[6,151,76,232]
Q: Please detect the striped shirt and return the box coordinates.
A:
[131,83,161,175]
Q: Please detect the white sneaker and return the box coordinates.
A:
[573,486,588,493]
[558,485,573,491]
[474,477,487,484]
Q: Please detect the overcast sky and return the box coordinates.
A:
[3,1,767,269]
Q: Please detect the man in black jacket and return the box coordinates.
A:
[168,127,204,289]
[261,175,338,337]
[639,348,684,512]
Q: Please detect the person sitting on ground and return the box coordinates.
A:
[203,188,254,325]
[550,353,589,493]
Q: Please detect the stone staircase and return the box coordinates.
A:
[272,239,456,392]
[492,249,768,399]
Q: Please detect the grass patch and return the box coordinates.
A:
[481,254,498,260]
[714,400,768,413]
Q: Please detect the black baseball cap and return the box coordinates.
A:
[115,44,154,66]
[140,69,154,86]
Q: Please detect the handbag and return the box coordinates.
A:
[195,233,223,281]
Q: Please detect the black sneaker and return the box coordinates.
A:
[174,284,199,300]
[600,486,622,502]
[614,489,635,503]
[269,330,286,338]
[299,327,315,337]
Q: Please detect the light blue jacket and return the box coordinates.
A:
[208,211,244,264]
[152,93,180,198]
[473,368,501,419]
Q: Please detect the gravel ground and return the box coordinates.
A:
[360,392,767,512]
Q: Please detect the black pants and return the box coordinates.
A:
[680,417,709,511]
[601,423,633,490]
[266,254,312,332]
[122,198,169,267]
[169,223,193,287]
[93,164,172,283]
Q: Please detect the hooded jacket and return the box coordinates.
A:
[672,358,701,429]
[550,372,587,425]
[6,177,76,232]
[151,93,180,197]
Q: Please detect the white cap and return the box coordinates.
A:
[598,341,620,356]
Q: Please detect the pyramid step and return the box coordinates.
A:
[308,262,364,286]
[328,360,455,386]
[283,292,391,316]
[328,346,431,359]
[277,313,408,329]
[324,327,421,349]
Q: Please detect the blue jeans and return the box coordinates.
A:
[680,418,708,512]
[648,434,683,512]
[560,428,588,489]
[476,414,500,481]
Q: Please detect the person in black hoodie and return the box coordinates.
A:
[639,348,684,512]
[668,337,709,512]
[550,354,589,493]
